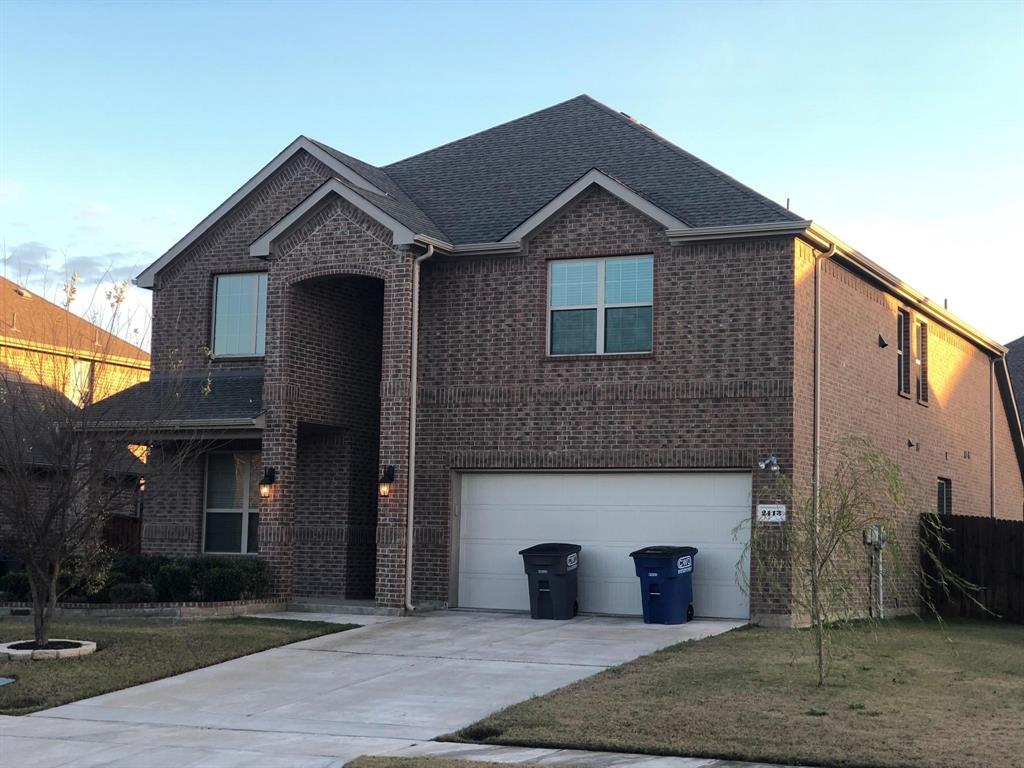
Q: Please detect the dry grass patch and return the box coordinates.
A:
[449,618,1023,768]
[0,617,354,715]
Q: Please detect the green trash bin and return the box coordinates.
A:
[519,543,581,620]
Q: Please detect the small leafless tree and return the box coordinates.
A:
[0,275,208,646]
[739,435,977,687]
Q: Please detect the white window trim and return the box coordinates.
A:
[202,452,259,555]
[547,255,654,357]
[211,273,268,359]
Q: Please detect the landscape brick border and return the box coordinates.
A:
[1,598,288,620]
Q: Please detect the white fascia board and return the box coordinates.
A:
[249,178,417,258]
[136,137,386,288]
[665,220,814,244]
[501,168,688,243]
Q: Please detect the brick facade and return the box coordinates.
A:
[138,152,1024,621]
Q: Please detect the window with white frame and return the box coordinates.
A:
[212,273,267,357]
[203,452,260,554]
[66,358,94,407]
[548,255,653,355]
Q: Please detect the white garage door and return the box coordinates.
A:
[456,472,751,620]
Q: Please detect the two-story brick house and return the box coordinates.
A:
[104,95,1024,624]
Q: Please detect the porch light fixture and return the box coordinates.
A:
[378,465,396,498]
[259,466,277,498]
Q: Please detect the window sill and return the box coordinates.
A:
[917,399,930,407]
[210,355,266,362]
[898,390,913,400]
[543,352,654,363]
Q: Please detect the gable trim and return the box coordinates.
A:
[249,178,418,258]
[135,137,387,288]
[500,168,688,244]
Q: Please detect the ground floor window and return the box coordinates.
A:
[204,452,260,553]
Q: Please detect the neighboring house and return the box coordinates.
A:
[100,95,1024,625]
[0,275,150,405]
[0,275,151,563]
[1008,336,1024,428]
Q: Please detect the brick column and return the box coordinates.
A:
[259,407,298,597]
[375,257,414,608]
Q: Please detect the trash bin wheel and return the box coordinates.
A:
[687,604,694,622]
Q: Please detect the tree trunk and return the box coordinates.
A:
[28,562,59,647]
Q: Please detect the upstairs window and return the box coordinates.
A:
[897,308,911,396]
[937,477,952,515]
[916,319,929,404]
[213,273,267,357]
[548,256,653,355]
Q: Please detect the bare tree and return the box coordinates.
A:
[0,275,208,647]
[740,435,977,687]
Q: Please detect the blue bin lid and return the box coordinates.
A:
[629,545,698,558]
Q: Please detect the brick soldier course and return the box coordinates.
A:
[106,95,1023,623]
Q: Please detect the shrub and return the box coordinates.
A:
[108,582,157,603]
[193,556,271,601]
[111,554,169,585]
[154,563,194,601]
[0,571,31,601]
[196,566,248,602]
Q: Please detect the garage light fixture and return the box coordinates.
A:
[758,455,780,473]
[378,465,396,498]
[258,466,276,498]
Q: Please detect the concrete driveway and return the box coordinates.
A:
[1,610,741,767]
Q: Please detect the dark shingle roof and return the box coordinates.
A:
[84,369,263,426]
[308,139,449,241]
[376,94,802,244]
[1007,336,1024,421]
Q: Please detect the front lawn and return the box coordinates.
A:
[451,618,1023,768]
[0,617,354,715]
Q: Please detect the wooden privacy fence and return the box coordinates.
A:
[921,514,1023,624]
[103,514,141,555]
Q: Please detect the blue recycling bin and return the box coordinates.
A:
[629,546,698,624]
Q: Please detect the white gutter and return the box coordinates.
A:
[405,243,434,612]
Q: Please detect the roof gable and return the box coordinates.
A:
[501,168,687,243]
[135,136,445,288]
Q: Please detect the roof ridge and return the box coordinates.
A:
[577,95,800,222]
[384,94,594,169]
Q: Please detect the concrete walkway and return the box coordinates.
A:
[1,610,743,767]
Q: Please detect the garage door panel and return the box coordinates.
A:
[457,472,751,620]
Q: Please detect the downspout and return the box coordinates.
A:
[812,244,837,517]
[812,243,836,621]
[405,243,434,612]
[990,358,996,518]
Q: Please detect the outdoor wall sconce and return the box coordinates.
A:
[378,465,396,498]
[878,334,889,349]
[259,466,277,498]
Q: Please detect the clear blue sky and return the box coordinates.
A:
[1,0,1022,346]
